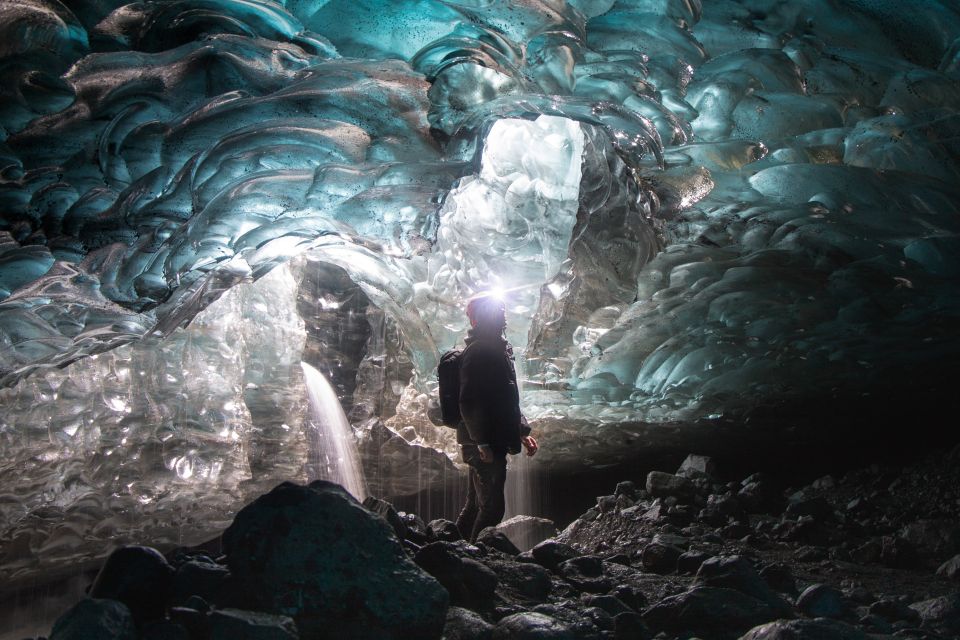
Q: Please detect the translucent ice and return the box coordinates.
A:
[1,0,960,593]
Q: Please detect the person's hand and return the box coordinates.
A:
[478,445,494,463]
[521,435,538,457]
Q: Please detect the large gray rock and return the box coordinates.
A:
[443,607,494,640]
[867,598,920,623]
[476,528,521,555]
[909,593,960,635]
[414,542,497,608]
[484,557,553,602]
[696,556,794,617]
[641,541,682,574]
[678,454,716,477]
[495,515,557,552]
[50,598,136,640]
[493,612,577,640]
[646,471,696,500]
[795,584,848,619]
[738,618,871,639]
[558,555,612,593]
[222,481,448,640]
[531,539,578,570]
[208,608,298,640]
[643,587,780,640]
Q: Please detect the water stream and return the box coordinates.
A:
[301,362,367,501]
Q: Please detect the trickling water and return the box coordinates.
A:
[300,362,367,501]
[504,364,544,550]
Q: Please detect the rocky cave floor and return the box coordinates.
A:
[32,443,960,640]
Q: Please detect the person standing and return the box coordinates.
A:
[455,294,538,542]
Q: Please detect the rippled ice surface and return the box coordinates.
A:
[2,0,960,588]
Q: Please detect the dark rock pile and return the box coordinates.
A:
[33,445,960,640]
[42,481,448,640]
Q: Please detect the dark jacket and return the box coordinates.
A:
[457,332,530,455]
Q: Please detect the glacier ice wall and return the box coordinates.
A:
[2,0,960,587]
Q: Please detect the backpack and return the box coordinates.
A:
[437,347,465,428]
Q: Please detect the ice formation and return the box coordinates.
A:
[2,0,960,593]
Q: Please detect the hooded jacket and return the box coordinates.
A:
[457,331,530,455]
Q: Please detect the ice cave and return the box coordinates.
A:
[2,0,960,638]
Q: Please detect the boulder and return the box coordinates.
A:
[643,586,779,640]
[795,584,848,619]
[427,518,462,542]
[867,598,920,623]
[495,515,557,552]
[400,511,430,545]
[461,559,499,601]
[597,495,618,512]
[207,608,298,640]
[50,599,136,640]
[528,604,607,637]
[415,542,466,597]
[558,555,612,593]
[909,594,960,635]
[646,471,696,500]
[584,594,633,616]
[492,612,576,640]
[738,617,871,639]
[640,542,682,574]
[708,492,744,518]
[222,481,448,640]
[483,557,552,602]
[610,584,647,611]
[443,606,494,640]
[476,528,521,555]
[414,542,496,608]
[678,454,716,478]
[531,539,578,570]
[89,546,175,624]
[696,556,793,617]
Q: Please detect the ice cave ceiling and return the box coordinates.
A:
[2,0,960,587]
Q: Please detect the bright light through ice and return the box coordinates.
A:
[434,115,584,350]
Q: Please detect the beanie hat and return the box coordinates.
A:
[466,295,505,329]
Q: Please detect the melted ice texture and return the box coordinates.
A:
[2,0,960,584]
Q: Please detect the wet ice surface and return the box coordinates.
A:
[2,0,960,594]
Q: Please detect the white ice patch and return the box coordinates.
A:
[427,115,585,350]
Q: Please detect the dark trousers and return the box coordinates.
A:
[456,447,507,542]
